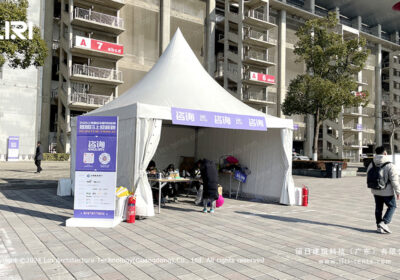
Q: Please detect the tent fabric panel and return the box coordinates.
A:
[279,128,296,205]
[197,128,285,201]
[134,118,162,217]
[152,125,196,171]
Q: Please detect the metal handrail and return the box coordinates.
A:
[243,90,276,103]
[72,64,123,82]
[74,7,124,29]
[246,50,274,63]
[69,92,113,106]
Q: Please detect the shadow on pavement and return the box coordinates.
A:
[0,204,70,222]
[0,178,58,190]
[235,211,377,234]
[1,188,73,210]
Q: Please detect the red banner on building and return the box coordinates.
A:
[75,36,124,55]
[249,71,275,84]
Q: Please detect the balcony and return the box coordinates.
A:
[72,7,124,34]
[354,77,368,86]
[51,89,58,101]
[243,50,275,67]
[243,30,276,49]
[343,123,363,133]
[71,64,123,85]
[71,36,124,60]
[343,141,367,149]
[343,107,368,117]
[243,11,276,30]
[74,0,125,9]
[69,91,113,109]
[243,90,276,105]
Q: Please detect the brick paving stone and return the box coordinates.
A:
[3,163,400,279]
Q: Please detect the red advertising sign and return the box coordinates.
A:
[249,71,275,84]
[352,91,366,97]
[91,39,123,55]
[75,36,124,55]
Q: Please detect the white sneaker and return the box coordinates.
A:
[377,227,385,234]
[379,222,392,234]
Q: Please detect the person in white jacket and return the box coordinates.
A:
[367,146,400,234]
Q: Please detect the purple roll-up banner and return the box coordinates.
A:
[74,116,118,219]
[171,108,267,131]
[7,136,19,161]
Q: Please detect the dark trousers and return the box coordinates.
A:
[374,195,397,225]
[35,160,42,172]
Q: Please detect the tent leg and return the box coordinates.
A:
[236,182,241,200]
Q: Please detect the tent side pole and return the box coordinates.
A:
[195,127,199,160]
[133,117,140,192]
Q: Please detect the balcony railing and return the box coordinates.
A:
[72,64,123,82]
[243,90,276,103]
[247,11,275,24]
[52,40,59,50]
[245,30,275,44]
[381,32,390,41]
[343,107,360,115]
[246,50,274,63]
[227,63,238,75]
[315,6,328,17]
[74,7,124,29]
[70,92,113,106]
[51,89,58,99]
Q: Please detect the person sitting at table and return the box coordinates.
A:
[199,159,219,214]
[147,160,157,176]
[163,164,179,202]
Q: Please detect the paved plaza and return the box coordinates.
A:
[1,162,400,279]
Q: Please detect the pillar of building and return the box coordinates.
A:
[40,0,55,152]
[223,0,229,89]
[277,9,286,118]
[375,43,382,147]
[205,0,216,76]
[351,16,362,31]
[330,7,340,19]
[159,0,171,56]
[390,31,399,44]
[371,24,381,38]
[304,0,315,13]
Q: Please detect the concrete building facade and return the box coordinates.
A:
[39,0,207,154]
[215,0,400,161]
[0,0,46,160]
[3,0,399,161]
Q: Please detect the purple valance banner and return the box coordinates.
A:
[171,107,267,131]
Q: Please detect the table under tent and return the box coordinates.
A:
[70,29,295,217]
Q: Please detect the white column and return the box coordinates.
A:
[159,0,171,56]
[277,9,286,118]
[375,43,382,146]
[205,0,216,75]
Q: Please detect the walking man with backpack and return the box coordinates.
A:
[367,146,400,234]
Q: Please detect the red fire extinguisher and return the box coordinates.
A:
[127,195,136,223]
[302,185,309,207]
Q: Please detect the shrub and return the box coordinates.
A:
[43,153,70,161]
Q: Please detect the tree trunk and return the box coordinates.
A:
[312,111,321,161]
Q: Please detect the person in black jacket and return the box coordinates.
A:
[34,141,43,173]
[199,159,219,213]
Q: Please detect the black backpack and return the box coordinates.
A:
[367,161,391,190]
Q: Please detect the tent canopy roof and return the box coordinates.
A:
[88,29,292,129]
